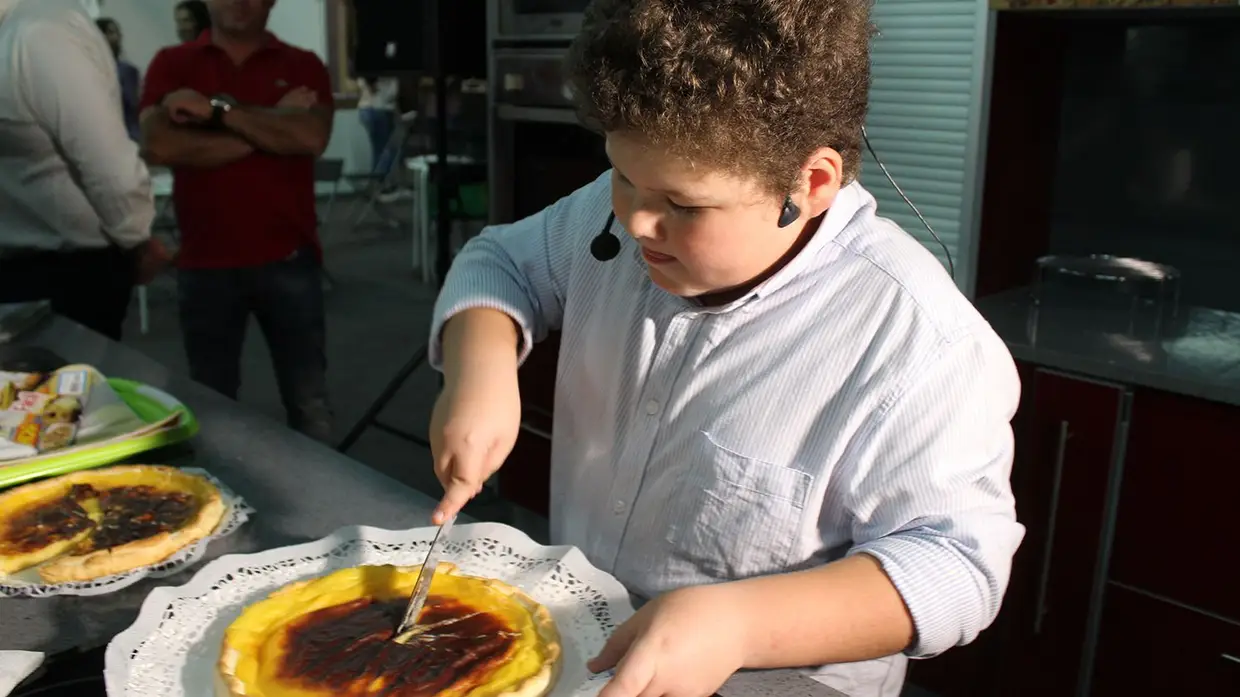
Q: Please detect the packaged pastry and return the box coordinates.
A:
[0,368,90,456]
[0,411,41,449]
[0,372,45,409]
[7,391,51,414]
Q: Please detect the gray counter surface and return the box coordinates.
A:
[0,317,846,697]
[976,288,1240,407]
[0,317,449,655]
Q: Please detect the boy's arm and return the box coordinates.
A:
[715,333,1023,670]
[429,171,613,371]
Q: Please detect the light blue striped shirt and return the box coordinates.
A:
[430,173,1025,697]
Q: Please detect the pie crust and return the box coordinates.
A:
[0,465,226,583]
[217,562,562,697]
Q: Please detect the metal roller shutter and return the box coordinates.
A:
[861,0,992,294]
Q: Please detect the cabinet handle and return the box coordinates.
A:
[1223,653,1240,665]
[1034,420,1070,635]
[519,421,552,441]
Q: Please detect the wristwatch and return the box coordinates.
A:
[207,94,236,129]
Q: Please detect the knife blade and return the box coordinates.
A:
[392,515,456,643]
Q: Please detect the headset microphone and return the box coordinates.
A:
[590,212,622,261]
[778,195,801,228]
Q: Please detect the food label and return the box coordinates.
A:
[8,391,50,413]
[54,370,89,397]
[13,418,41,448]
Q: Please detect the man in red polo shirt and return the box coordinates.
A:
[139,0,334,442]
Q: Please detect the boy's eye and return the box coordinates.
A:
[668,201,701,215]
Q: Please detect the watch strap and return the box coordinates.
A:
[207,95,233,129]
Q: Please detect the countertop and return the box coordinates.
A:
[975,287,1240,406]
[0,317,452,656]
[0,317,847,697]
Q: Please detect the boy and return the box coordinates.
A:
[428,1,1024,696]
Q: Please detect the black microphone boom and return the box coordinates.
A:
[591,213,621,261]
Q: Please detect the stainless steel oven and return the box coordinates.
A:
[491,0,591,42]
[488,47,610,224]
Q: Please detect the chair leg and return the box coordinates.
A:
[324,184,338,223]
[138,286,150,335]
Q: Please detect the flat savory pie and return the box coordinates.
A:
[218,563,562,697]
[0,465,226,583]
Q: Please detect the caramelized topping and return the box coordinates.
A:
[0,489,94,554]
[279,596,517,696]
[1,483,201,556]
[80,486,199,552]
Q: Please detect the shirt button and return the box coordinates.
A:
[645,399,660,415]
[613,500,627,514]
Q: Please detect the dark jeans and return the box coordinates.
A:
[0,247,134,341]
[178,248,333,442]
[359,107,398,176]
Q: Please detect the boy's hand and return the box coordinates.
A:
[590,583,749,697]
[428,366,521,524]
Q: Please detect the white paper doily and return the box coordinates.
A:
[104,522,636,697]
[0,468,254,598]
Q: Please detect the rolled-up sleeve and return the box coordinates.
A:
[428,172,611,368]
[844,327,1025,658]
[15,14,153,249]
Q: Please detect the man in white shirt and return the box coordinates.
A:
[0,0,168,340]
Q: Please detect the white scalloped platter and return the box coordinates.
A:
[104,522,636,697]
[0,468,253,598]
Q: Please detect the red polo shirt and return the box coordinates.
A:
[139,31,334,269]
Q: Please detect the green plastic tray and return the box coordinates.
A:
[0,378,199,489]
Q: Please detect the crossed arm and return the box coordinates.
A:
[140,102,332,168]
[222,105,332,156]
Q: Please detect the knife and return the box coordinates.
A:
[392,514,456,644]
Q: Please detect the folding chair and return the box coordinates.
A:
[314,158,345,292]
[314,158,345,222]
[351,110,420,228]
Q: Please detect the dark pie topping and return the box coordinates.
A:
[0,485,96,554]
[82,485,199,552]
[0,483,201,556]
[279,596,518,696]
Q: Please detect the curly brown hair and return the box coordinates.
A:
[566,0,874,198]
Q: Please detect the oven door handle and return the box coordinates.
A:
[496,104,580,125]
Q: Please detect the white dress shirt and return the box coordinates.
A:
[430,173,1026,697]
[0,0,153,255]
[357,77,400,112]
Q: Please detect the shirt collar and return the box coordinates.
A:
[193,29,283,53]
[630,180,868,314]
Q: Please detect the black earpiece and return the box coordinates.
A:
[590,212,622,261]
[777,195,801,228]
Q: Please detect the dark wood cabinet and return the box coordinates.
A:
[917,365,1129,697]
[1091,584,1240,696]
[1109,388,1240,623]
[497,332,560,518]
[995,369,1128,697]
[908,362,1040,697]
[911,366,1127,697]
